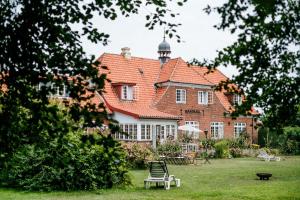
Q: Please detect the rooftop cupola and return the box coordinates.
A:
[158,33,171,64]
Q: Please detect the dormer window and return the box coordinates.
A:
[233,94,242,105]
[121,85,138,101]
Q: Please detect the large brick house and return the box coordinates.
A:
[96,38,259,146]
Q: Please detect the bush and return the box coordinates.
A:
[0,132,130,191]
[230,148,242,158]
[200,139,216,149]
[278,126,300,155]
[157,140,182,157]
[0,102,130,191]
[122,143,154,169]
[214,140,230,158]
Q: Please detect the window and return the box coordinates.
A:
[176,89,186,103]
[141,124,152,140]
[166,125,176,140]
[233,94,242,105]
[121,85,137,100]
[185,121,200,139]
[133,86,139,100]
[51,83,70,98]
[234,122,246,138]
[198,91,213,104]
[210,122,224,139]
[113,124,137,141]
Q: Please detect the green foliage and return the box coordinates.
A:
[122,143,155,169]
[0,0,185,191]
[1,133,130,191]
[193,0,300,127]
[0,102,130,191]
[157,140,182,157]
[214,140,230,158]
[228,132,250,149]
[200,139,216,149]
[277,126,300,155]
[229,148,242,158]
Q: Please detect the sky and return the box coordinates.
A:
[81,0,238,78]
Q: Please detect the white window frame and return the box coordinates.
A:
[210,122,224,139]
[185,121,200,139]
[133,86,138,100]
[141,124,152,141]
[198,91,213,105]
[233,94,242,105]
[114,124,138,141]
[176,89,186,104]
[121,85,136,100]
[234,122,246,138]
[50,83,69,98]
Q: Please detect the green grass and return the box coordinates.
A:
[1,156,300,200]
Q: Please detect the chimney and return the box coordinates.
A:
[121,47,131,60]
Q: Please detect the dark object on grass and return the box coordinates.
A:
[256,173,272,180]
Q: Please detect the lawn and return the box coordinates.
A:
[1,156,300,200]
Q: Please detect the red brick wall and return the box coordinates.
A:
[155,86,258,143]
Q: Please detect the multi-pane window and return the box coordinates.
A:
[185,121,200,139]
[121,85,138,100]
[166,125,176,140]
[51,83,70,98]
[133,86,138,100]
[176,89,186,103]
[37,82,70,98]
[114,124,138,141]
[210,122,224,139]
[141,124,152,140]
[198,91,213,104]
[233,94,242,105]
[234,122,246,138]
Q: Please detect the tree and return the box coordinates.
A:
[192,0,300,128]
[0,0,185,190]
[0,0,184,157]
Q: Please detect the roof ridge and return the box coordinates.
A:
[100,52,160,62]
[168,58,181,82]
[152,85,170,106]
[190,66,214,85]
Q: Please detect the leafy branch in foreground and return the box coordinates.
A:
[191,0,300,128]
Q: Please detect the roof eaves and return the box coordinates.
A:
[101,97,140,119]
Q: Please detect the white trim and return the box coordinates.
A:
[233,94,242,105]
[176,89,186,104]
[157,81,212,89]
[210,122,224,139]
[234,122,246,138]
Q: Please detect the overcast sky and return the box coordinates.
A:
[81,0,238,78]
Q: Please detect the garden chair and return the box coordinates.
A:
[257,150,280,161]
[144,161,180,190]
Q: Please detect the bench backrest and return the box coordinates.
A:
[149,161,169,178]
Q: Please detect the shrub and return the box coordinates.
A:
[0,132,130,191]
[214,140,230,158]
[157,140,182,157]
[0,102,130,191]
[230,148,242,158]
[278,126,300,155]
[200,139,216,149]
[122,142,154,169]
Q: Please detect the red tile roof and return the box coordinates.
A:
[97,53,181,119]
[97,53,258,117]
[157,58,213,86]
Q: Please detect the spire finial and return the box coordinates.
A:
[163,27,166,41]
